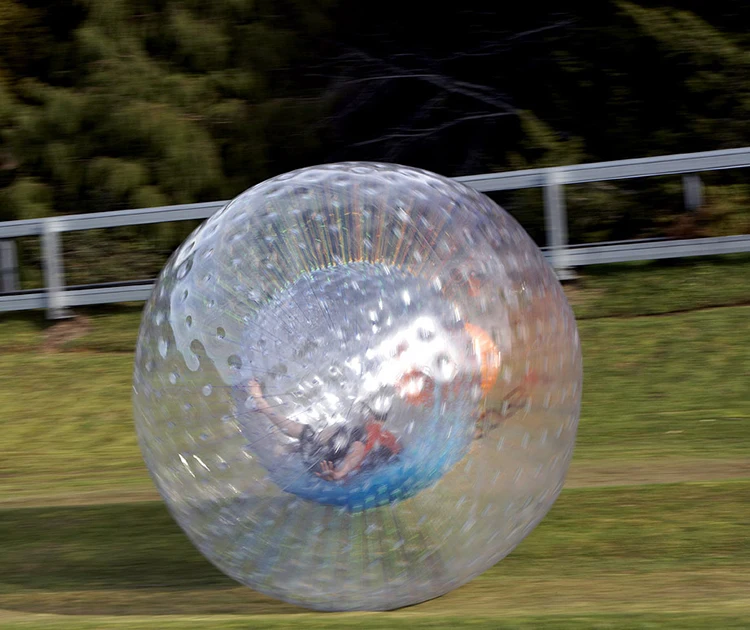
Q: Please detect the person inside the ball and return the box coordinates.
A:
[248,379,402,482]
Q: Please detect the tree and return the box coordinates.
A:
[1,0,748,258]
[0,0,335,225]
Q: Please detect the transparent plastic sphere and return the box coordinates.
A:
[133,162,582,611]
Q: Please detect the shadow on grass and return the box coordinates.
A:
[0,501,307,615]
[2,481,750,617]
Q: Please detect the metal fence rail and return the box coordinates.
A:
[1,146,749,318]
[458,146,750,191]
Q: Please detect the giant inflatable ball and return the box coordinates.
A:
[132,162,582,611]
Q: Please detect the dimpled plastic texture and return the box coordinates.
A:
[132,162,582,612]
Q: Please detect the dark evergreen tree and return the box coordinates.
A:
[0,0,748,270]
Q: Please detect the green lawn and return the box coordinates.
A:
[0,483,748,627]
[567,254,750,319]
[0,256,749,628]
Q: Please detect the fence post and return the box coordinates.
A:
[683,174,704,211]
[0,240,19,293]
[543,168,575,280]
[42,218,71,319]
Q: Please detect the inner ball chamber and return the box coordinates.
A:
[235,261,481,510]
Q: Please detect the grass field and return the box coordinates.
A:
[1,256,749,628]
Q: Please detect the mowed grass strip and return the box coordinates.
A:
[2,613,750,630]
[1,255,750,356]
[2,614,750,630]
[578,304,750,459]
[1,305,748,501]
[567,254,750,319]
[0,481,747,621]
[0,352,144,499]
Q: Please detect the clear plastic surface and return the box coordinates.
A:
[133,162,582,611]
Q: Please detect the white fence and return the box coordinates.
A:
[1,147,749,318]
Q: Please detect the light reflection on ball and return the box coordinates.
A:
[133,162,582,611]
